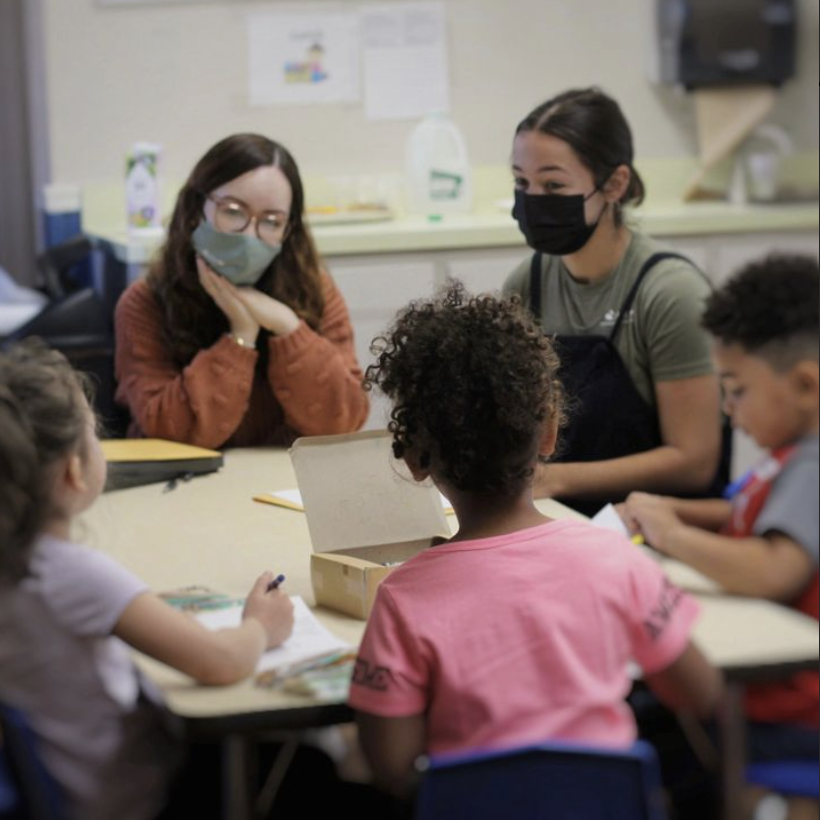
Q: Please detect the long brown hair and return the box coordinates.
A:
[0,341,90,584]
[516,88,645,225]
[147,133,325,366]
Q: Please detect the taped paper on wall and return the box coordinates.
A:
[361,2,450,121]
[247,11,361,106]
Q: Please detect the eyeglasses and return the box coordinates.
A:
[207,195,288,245]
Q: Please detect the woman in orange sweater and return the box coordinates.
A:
[115,134,369,448]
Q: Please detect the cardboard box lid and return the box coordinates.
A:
[291,431,449,555]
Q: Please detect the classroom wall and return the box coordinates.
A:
[44,0,820,187]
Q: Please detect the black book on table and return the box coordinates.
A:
[101,439,224,492]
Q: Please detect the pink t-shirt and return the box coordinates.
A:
[348,520,699,756]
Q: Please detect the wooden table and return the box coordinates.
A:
[80,447,819,820]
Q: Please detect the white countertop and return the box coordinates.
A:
[86,198,819,267]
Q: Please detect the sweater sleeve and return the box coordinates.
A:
[266,273,369,436]
[114,281,259,448]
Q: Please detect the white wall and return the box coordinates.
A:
[43,0,820,186]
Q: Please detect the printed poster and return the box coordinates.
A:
[247,11,361,106]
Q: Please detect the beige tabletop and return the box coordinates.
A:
[78,447,819,728]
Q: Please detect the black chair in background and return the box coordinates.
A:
[37,234,96,301]
[2,235,130,438]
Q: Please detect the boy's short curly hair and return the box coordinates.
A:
[366,282,563,497]
[702,253,819,371]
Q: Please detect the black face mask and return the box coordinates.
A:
[512,189,605,256]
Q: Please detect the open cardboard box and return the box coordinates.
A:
[291,431,450,620]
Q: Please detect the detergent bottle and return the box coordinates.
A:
[405,113,473,219]
[125,142,162,234]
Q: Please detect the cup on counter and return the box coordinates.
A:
[746,151,781,202]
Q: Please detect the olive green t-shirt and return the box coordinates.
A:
[502,232,714,409]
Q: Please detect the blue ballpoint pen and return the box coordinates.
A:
[267,574,286,592]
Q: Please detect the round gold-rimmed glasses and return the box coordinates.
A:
[207,195,288,245]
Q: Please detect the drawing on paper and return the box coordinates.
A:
[284,40,329,84]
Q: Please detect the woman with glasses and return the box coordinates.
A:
[114,133,369,448]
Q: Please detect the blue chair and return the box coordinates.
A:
[0,704,67,820]
[747,760,819,800]
[414,740,668,820]
[0,748,21,818]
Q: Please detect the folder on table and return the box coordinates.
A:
[101,439,224,492]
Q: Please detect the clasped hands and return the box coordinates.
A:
[197,258,301,343]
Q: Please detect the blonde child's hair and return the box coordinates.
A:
[0,340,91,583]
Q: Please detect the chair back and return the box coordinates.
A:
[747,761,820,800]
[0,288,130,437]
[37,234,96,301]
[0,746,21,818]
[0,704,67,820]
[414,740,668,820]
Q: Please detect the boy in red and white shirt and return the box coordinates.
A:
[624,254,819,772]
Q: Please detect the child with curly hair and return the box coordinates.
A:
[348,283,722,800]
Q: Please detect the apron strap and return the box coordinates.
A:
[529,250,697,341]
[609,252,692,342]
[529,252,543,323]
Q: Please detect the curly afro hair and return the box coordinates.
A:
[702,253,819,370]
[366,282,563,497]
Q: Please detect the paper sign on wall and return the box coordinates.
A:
[247,11,361,106]
[361,2,449,121]
[97,0,224,5]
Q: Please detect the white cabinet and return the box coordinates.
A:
[441,248,530,294]
[330,255,439,430]
[707,232,819,287]
[328,229,818,434]
[658,231,819,287]
[651,237,712,275]
[329,249,531,428]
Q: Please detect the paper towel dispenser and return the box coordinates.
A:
[656,0,796,89]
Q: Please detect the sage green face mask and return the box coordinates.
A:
[192,220,281,286]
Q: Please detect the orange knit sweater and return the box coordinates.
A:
[114,275,369,448]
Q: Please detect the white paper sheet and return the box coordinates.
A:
[196,596,351,674]
[590,503,631,537]
[361,2,449,121]
[247,11,361,106]
[590,504,720,594]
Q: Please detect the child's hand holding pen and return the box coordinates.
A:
[621,493,684,556]
[243,572,294,649]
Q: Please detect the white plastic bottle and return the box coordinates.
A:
[405,113,473,218]
[125,142,162,234]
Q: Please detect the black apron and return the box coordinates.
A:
[529,251,730,515]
